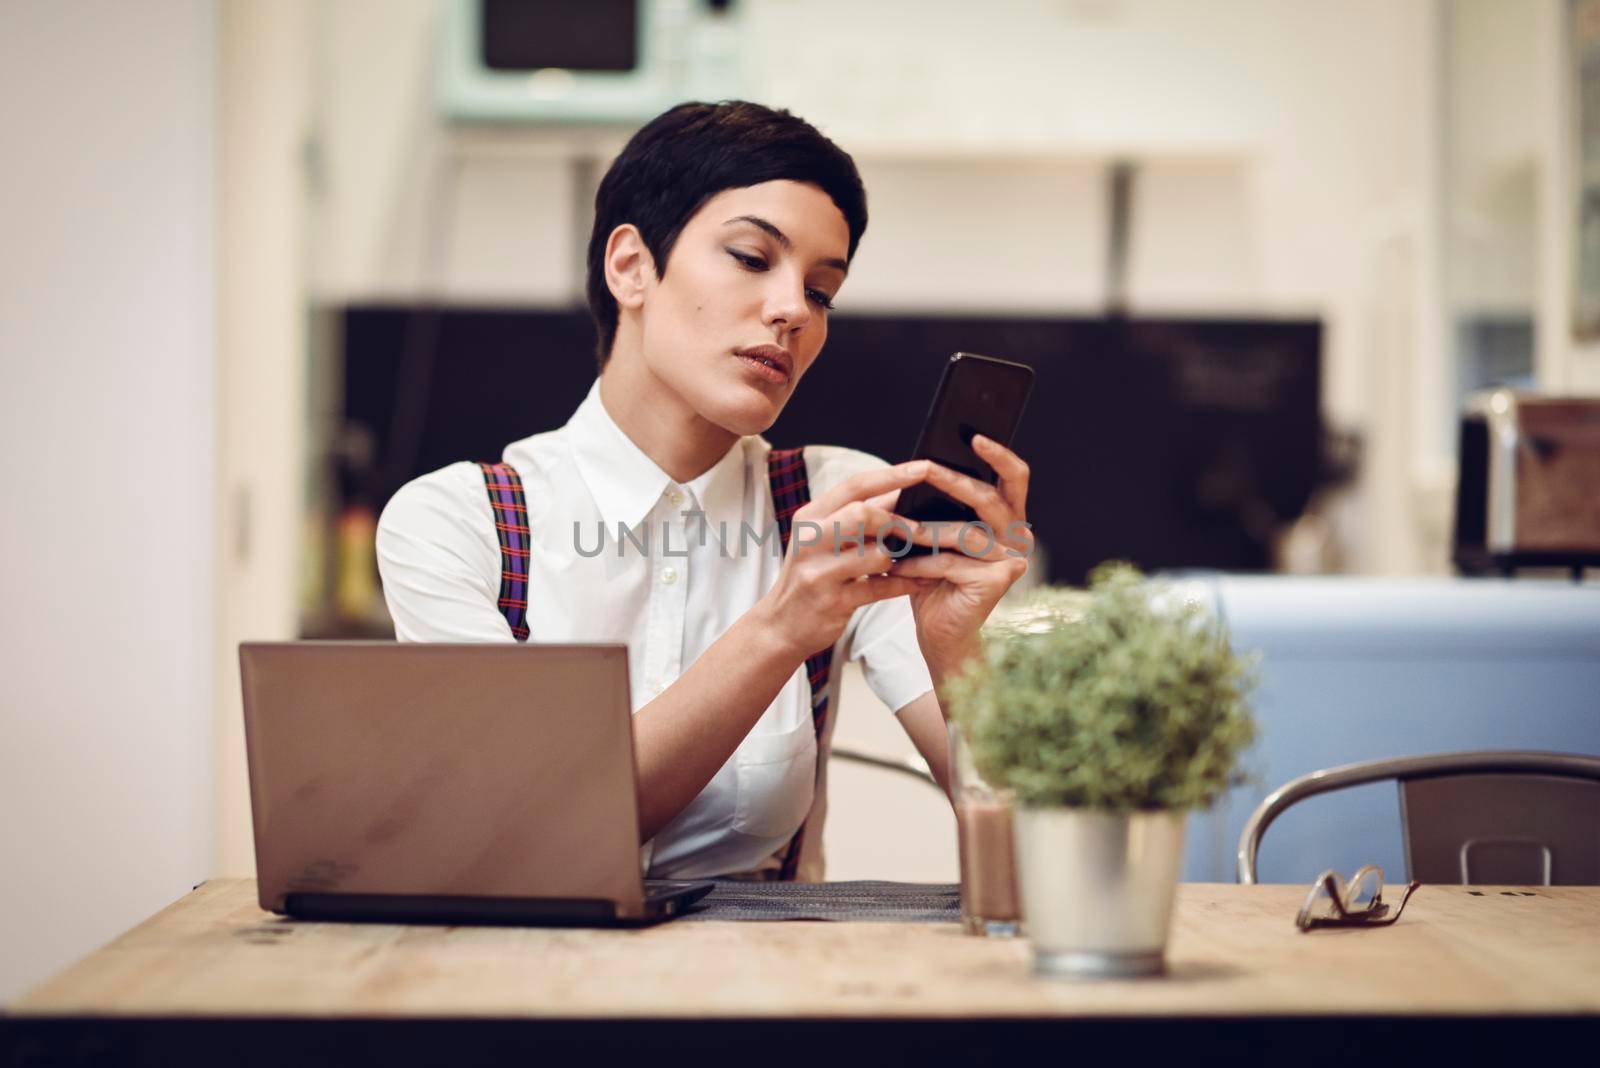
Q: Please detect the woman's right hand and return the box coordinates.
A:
[751,460,941,661]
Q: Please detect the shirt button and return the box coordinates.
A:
[665,488,684,507]
[660,567,678,585]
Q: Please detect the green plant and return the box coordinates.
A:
[942,562,1257,811]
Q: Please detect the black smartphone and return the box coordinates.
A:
[888,352,1035,556]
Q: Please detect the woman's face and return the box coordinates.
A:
[635,179,851,436]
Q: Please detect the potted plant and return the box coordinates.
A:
[942,563,1257,978]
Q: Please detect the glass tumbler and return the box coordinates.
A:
[950,720,1021,936]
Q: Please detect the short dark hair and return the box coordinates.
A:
[585,100,868,369]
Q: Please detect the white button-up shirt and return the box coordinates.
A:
[376,380,934,879]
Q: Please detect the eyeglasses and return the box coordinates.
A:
[1295,864,1420,932]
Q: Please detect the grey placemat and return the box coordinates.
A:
[679,880,960,922]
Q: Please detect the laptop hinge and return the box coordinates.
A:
[283,892,619,925]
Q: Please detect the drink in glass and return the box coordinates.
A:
[950,720,1020,936]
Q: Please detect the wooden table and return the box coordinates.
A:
[6,879,1599,1065]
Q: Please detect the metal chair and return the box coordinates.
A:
[832,745,941,788]
[1237,750,1600,885]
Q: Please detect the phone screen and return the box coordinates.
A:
[893,352,1034,543]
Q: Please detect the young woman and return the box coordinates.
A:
[377,101,1033,881]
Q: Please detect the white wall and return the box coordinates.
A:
[0,0,216,1002]
[1446,0,1541,320]
[1536,0,1600,393]
[211,0,313,879]
[1438,1,1599,408]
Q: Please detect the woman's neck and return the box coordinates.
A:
[597,350,739,484]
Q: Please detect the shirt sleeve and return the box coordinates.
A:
[801,445,935,715]
[849,595,935,714]
[375,462,517,644]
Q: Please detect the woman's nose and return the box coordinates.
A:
[763,276,810,334]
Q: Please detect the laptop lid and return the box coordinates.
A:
[239,642,648,919]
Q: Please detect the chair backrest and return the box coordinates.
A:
[1237,751,1600,885]
[832,744,940,789]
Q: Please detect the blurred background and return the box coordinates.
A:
[2,0,1595,1001]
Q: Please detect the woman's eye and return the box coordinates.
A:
[806,288,835,311]
[727,247,833,309]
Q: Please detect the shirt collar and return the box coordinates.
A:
[685,434,752,550]
[567,380,674,530]
[566,379,752,535]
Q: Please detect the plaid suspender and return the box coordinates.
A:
[478,462,531,642]
[479,450,833,879]
[767,447,835,881]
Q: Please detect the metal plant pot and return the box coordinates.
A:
[1013,806,1187,978]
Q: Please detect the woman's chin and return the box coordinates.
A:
[708,384,786,437]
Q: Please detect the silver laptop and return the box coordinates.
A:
[239,641,712,925]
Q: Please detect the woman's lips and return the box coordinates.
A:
[734,346,792,385]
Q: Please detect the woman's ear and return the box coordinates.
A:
[604,224,655,311]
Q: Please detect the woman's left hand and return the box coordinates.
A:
[888,435,1033,682]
